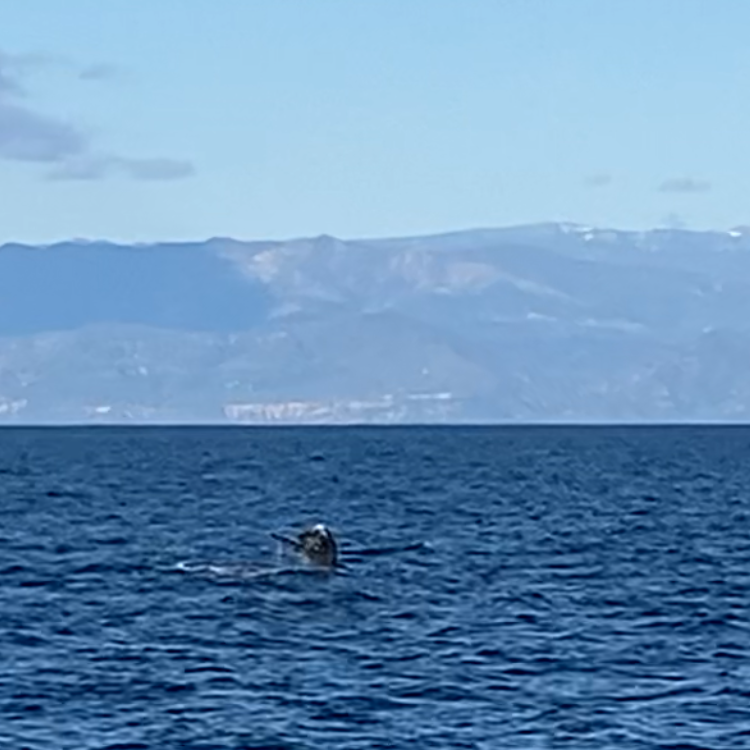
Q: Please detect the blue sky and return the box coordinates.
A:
[0,0,747,242]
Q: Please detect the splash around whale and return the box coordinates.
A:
[174,523,430,582]
[175,523,341,580]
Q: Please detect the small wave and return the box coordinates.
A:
[342,541,429,561]
[172,536,424,582]
[173,560,335,581]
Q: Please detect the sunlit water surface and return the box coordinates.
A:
[1,426,749,749]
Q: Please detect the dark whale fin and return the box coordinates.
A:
[270,532,303,551]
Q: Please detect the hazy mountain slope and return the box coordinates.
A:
[0,223,749,422]
[0,240,273,334]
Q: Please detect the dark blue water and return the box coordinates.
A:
[1,426,749,749]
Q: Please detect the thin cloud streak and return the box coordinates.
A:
[583,173,613,188]
[0,48,193,182]
[78,62,122,82]
[120,157,195,181]
[48,155,196,182]
[0,101,87,163]
[658,177,711,194]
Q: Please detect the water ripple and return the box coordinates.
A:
[1,425,749,748]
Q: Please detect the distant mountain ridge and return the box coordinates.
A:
[1,222,749,423]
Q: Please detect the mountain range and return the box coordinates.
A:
[2,222,750,423]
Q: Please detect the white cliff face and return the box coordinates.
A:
[0,398,27,415]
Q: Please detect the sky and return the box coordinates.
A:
[0,0,748,243]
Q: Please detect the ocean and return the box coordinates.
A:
[1,426,749,749]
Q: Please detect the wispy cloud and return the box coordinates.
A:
[0,50,123,86]
[0,51,28,95]
[78,62,122,82]
[583,173,613,188]
[48,155,195,182]
[0,49,193,182]
[46,154,114,181]
[120,157,194,181]
[0,101,87,163]
[658,177,711,194]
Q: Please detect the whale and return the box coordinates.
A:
[298,523,338,567]
[272,523,338,568]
